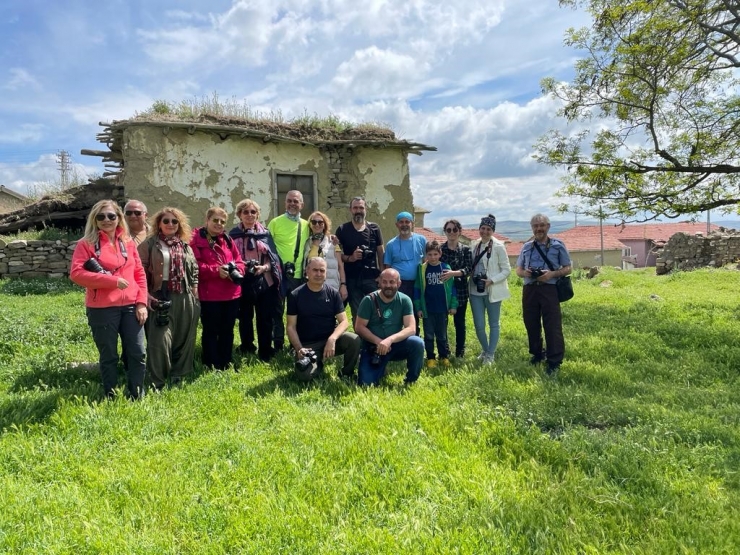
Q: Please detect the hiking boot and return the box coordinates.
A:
[440,358,451,367]
[426,359,438,368]
[546,363,561,376]
[529,353,546,365]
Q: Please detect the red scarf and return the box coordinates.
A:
[159,232,186,294]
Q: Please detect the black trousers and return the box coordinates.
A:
[200,299,239,370]
[272,276,303,350]
[522,284,565,365]
[239,285,276,359]
[447,300,468,357]
[400,279,421,336]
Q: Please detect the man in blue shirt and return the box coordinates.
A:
[383,211,426,335]
[515,213,572,375]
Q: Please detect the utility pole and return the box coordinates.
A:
[57,150,70,189]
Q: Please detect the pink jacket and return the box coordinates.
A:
[190,227,243,302]
[70,229,148,308]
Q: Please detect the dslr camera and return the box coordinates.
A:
[472,273,487,294]
[244,259,258,275]
[283,261,296,279]
[83,257,110,275]
[223,261,244,284]
[529,268,546,279]
[151,298,172,327]
[358,244,374,258]
[295,348,319,380]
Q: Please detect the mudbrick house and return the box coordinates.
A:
[81,113,436,241]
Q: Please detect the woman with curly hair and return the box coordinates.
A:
[70,199,148,399]
[138,207,200,388]
[303,210,346,299]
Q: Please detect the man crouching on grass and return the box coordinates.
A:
[286,257,361,381]
[354,268,425,386]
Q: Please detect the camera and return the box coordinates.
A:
[244,259,258,275]
[473,273,487,294]
[151,298,172,327]
[284,261,295,279]
[529,268,546,279]
[83,257,110,275]
[359,245,374,258]
[295,348,319,380]
[368,345,382,366]
[223,261,244,284]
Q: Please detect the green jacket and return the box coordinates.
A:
[413,262,459,317]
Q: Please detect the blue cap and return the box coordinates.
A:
[396,211,413,222]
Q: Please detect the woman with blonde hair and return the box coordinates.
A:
[70,199,148,399]
[190,206,244,370]
[139,207,200,388]
[229,199,282,362]
[303,210,347,300]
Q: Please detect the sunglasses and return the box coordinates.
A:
[211,218,226,225]
[241,209,258,215]
[444,228,459,233]
[162,218,179,225]
[310,219,325,225]
[125,210,143,216]
[96,213,118,221]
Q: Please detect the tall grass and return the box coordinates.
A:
[0,268,738,553]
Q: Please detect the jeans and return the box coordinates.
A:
[200,299,239,370]
[469,294,502,358]
[447,301,468,357]
[358,335,425,386]
[87,305,146,399]
[423,312,449,359]
[272,276,303,350]
[400,280,421,336]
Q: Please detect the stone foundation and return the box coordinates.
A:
[0,238,76,278]
[656,230,740,274]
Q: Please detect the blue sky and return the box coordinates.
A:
[0,1,620,225]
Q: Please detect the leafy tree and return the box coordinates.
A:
[535,0,740,222]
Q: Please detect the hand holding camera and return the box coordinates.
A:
[473,272,488,293]
[529,268,546,280]
[222,261,244,284]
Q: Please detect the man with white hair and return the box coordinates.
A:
[124,200,149,245]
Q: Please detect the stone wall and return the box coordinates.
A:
[655,230,740,274]
[0,239,75,278]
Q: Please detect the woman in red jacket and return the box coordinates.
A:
[70,199,148,399]
[190,207,244,370]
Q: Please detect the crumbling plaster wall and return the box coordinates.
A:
[120,127,414,240]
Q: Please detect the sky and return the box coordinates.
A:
[0,0,611,227]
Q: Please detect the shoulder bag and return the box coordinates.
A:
[533,242,574,303]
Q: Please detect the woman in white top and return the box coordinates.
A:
[303,210,347,300]
[469,214,511,363]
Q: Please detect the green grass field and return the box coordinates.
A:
[0,268,738,553]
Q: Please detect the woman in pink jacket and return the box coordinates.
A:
[70,199,148,399]
[190,207,244,370]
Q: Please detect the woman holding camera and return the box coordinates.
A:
[228,199,282,362]
[440,219,473,358]
[303,210,347,299]
[190,207,244,370]
[70,199,148,399]
[469,214,511,364]
[138,208,200,388]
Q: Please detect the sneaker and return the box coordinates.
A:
[477,352,487,361]
[483,354,495,365]
[426,359,438,368]
[529,353,546,365]
[546,363,561,376]
[440,358,451,367]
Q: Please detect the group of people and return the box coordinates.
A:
[69,193,572,399]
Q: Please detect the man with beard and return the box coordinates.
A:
[515,213,572,376]
[354,268,424,386]
[124,200,149,245]
[268,190,309,352]
[335,196,384,323]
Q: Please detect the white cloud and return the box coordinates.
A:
[3,68,41,91]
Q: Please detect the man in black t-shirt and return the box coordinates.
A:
[335,196,385,324]
[286,257,361,380]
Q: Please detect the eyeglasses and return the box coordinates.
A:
[241,209,258,215]
[162,218,179,225]
[310,219,325,225]
[444,228,459,233]
[96,213,118,221]
[211,218,226,225]
[125,210,143,216]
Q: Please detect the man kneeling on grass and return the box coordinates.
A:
[286,257,361,381]
[354,268,425,386]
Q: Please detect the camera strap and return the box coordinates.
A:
[93,237,128,273]
[532,241,556,271]
[292,220,302,264]
[472,240,491,270]
[370,292,385,323]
